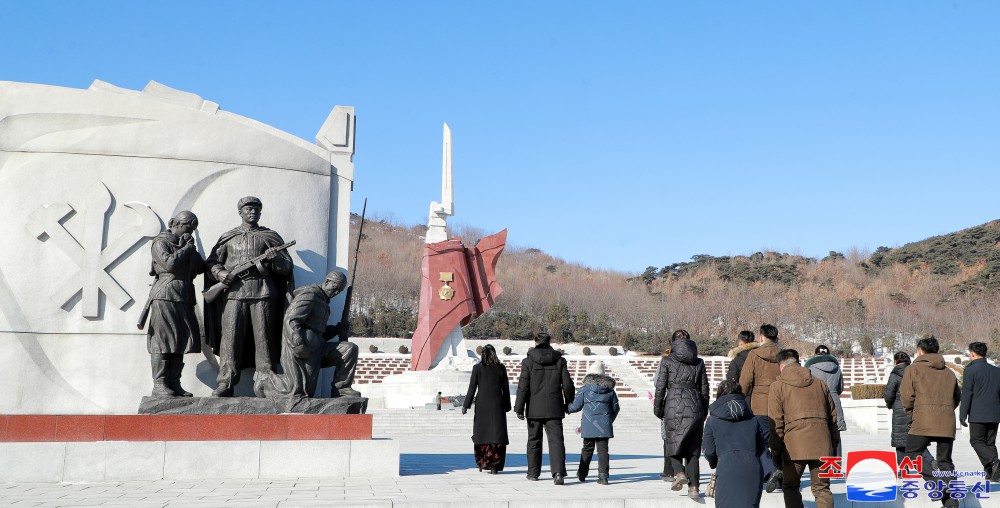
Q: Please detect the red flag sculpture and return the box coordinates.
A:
[410,229,507,371]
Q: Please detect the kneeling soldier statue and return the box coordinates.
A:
[254,272,360,398]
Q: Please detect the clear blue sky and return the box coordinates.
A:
[4,1,998,272]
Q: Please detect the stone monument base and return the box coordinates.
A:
[138,396,368,415]
[0,439,398,481]
[375,370,473,409]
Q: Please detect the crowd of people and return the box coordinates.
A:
[460,327,1000,508]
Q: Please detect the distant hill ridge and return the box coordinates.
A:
[349,214,1000,357]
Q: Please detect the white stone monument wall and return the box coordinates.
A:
[0,80,355,414]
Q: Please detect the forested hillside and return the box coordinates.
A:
[346,214,1000,358]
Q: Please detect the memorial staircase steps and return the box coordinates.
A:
[371,399,660,437]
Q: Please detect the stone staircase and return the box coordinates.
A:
[372,398,660,438]
[604,357,656,398]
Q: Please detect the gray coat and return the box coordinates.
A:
[567,374,620,439]
[805,355,847,431]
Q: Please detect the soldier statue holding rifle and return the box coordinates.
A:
[205,196,295,397]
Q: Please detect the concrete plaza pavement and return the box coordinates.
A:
[0,429,995,507]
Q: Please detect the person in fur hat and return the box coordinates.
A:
[567,360,620,484]
[726,331,758,382]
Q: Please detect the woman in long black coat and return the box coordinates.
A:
[463,345,511,473]
[883,351,934,468]
[703,380,768,508]
[653,330,710,498]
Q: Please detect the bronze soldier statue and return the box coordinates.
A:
[255,271,360,398]
[205,196,293,397]
[140,210,204,397]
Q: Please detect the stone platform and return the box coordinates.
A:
[0,431,992,507]
[0,413,399,482]
[138,396,368,415]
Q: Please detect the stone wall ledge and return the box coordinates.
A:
[0,438,398,481]
[0,413,372,441]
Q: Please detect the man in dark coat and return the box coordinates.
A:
[959,342,1000,481]
[725,330,757,382]
[883,352,933,469]
[653,330,709,498]
[253,272,359,398]
[902,336,962,508]
[142,211,204,397]
[738,323,784,491]
[206,196,294,397]
[768,349,839,508]
[514,332,575,484]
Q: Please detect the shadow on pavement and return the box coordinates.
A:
[401,453,660,476]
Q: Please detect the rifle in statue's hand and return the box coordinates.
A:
[203,240,296,304]
[334,199,366,342]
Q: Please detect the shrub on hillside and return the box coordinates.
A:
[850,384,886,400]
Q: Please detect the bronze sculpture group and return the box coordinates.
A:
[139,197,359,399]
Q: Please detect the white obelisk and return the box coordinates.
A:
[426,123,475,370]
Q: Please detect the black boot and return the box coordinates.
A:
[167,355,192,397]
[150,355,174,397]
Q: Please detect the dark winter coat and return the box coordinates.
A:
[567,374,620,439]
[704,394,769,508]
[883,363,912,448]
[464,362,511,444]
[653,338,710,457]
[805,354,847,431]
[959,358,1000,424]
[726,342,759,382]
[514,343,575,419]
[900,353,961,438]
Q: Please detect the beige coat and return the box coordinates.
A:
[768,364,839,460]
[900,353,960,438]
[738,341,782,416]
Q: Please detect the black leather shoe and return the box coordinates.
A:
[553,474,565,485]
[765,471,783,493]
[526,475,538,481]
[577,473,586,482]
[597,475,609,485]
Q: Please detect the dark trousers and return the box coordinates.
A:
[906,434,956,505]
[670,453,701,487]
[758,415,784,472]
[969,422,999,471]
[662,439,675,477]
[895,447,935,475]
[577,438,609,478]
[526,418,566,478]
[782,459,832,508]
[218,298,278,389]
